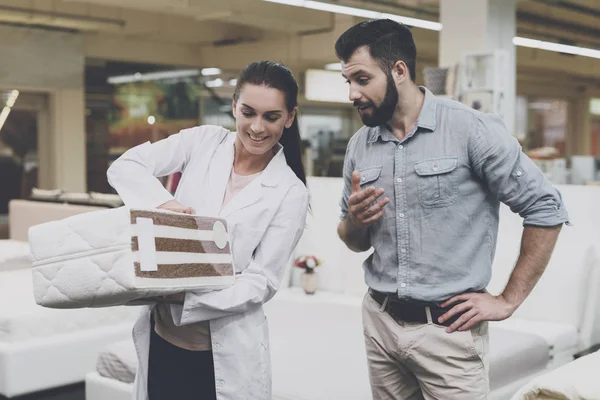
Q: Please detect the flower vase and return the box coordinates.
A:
[301,269,318,295]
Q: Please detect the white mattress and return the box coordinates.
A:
[0,268,139,342]
[97,340,137,384]
[0,240,31,271]
[29,207,235,308]
[511,350,600,400]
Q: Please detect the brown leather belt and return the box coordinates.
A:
[369,289,461,327]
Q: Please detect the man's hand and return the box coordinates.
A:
[347,170,389,228]
[158,199,194,214]
[438,292,516,333]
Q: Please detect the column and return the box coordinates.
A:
[439,0,516,135]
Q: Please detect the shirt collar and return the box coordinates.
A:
[368,86,438,143]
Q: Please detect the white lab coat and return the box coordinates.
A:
[107,125,309,400]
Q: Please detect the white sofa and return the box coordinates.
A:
[84,178,600,400]
[270,178,600,400]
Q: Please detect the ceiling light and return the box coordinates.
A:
[263,0,441,30]
[513,37,600,59]
[206,78,224,88]
[201,68,222,76]
[265,0,600,59]
[6,90,19,108]
[107,69,200,84]
[0,89,19,132]
[147,116,156,125]
[325,63,342,71]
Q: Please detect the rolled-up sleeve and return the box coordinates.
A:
[468,114,569,227]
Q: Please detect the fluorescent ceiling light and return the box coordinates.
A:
[265,0,600,59]
[513,37,600,59]
[206,78,224,88]
[201,68,222,76]
[107,69,200,84]
[264,0,441,30]
[6,90,19,108]
[325,63,342,71]
[0,90,19,132]
[229,79,238,86]
[590,99,600,116]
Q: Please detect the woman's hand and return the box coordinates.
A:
[157,199,195,214]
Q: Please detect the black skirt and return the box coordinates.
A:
[148,326,217,400]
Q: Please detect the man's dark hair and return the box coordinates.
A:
[335,19,417,82]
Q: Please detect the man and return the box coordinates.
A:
[336,19,569,399]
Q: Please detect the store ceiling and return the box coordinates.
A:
[0,0,598,84]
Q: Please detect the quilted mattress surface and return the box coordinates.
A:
[96,340,137,384]
[29,207,235,308]
[0,268,139,342]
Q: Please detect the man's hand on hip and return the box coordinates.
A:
[438,292,516,333]
[347,170,389,228]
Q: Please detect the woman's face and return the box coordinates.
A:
[232,84,295,156]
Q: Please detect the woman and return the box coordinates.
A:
[107,61,310,400]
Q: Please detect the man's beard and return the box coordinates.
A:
[355,72,398,127]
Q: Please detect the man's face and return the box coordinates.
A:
[341,47,399,127]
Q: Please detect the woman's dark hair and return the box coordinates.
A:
[233,61,307,186]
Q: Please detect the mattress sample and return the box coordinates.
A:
[511,350,600,400]
[96,340,137,384]
[30,207,235,308]
[0,268,139,342]
[0,240,31,271]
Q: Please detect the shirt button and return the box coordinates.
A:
[400,248,406,253]
[399,213,405,218]
[396,178,402,183]
[400,283,407,288]
[516,170,523,177]
[217,380,225,388]
[433,166,439,172]
[214,343,221,350]
[362,177,366,182]
[398,145,404,149]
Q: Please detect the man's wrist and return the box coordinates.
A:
[498,293,520,315]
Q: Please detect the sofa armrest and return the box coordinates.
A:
[573,343,600,359]
[8,199,105,241]
[579,246,600,351]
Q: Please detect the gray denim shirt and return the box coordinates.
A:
[340,87,569,302]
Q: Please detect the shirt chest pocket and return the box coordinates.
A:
[414,156,458,208]
[358,166,382,188]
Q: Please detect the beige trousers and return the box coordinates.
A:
[362,292,490,400]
